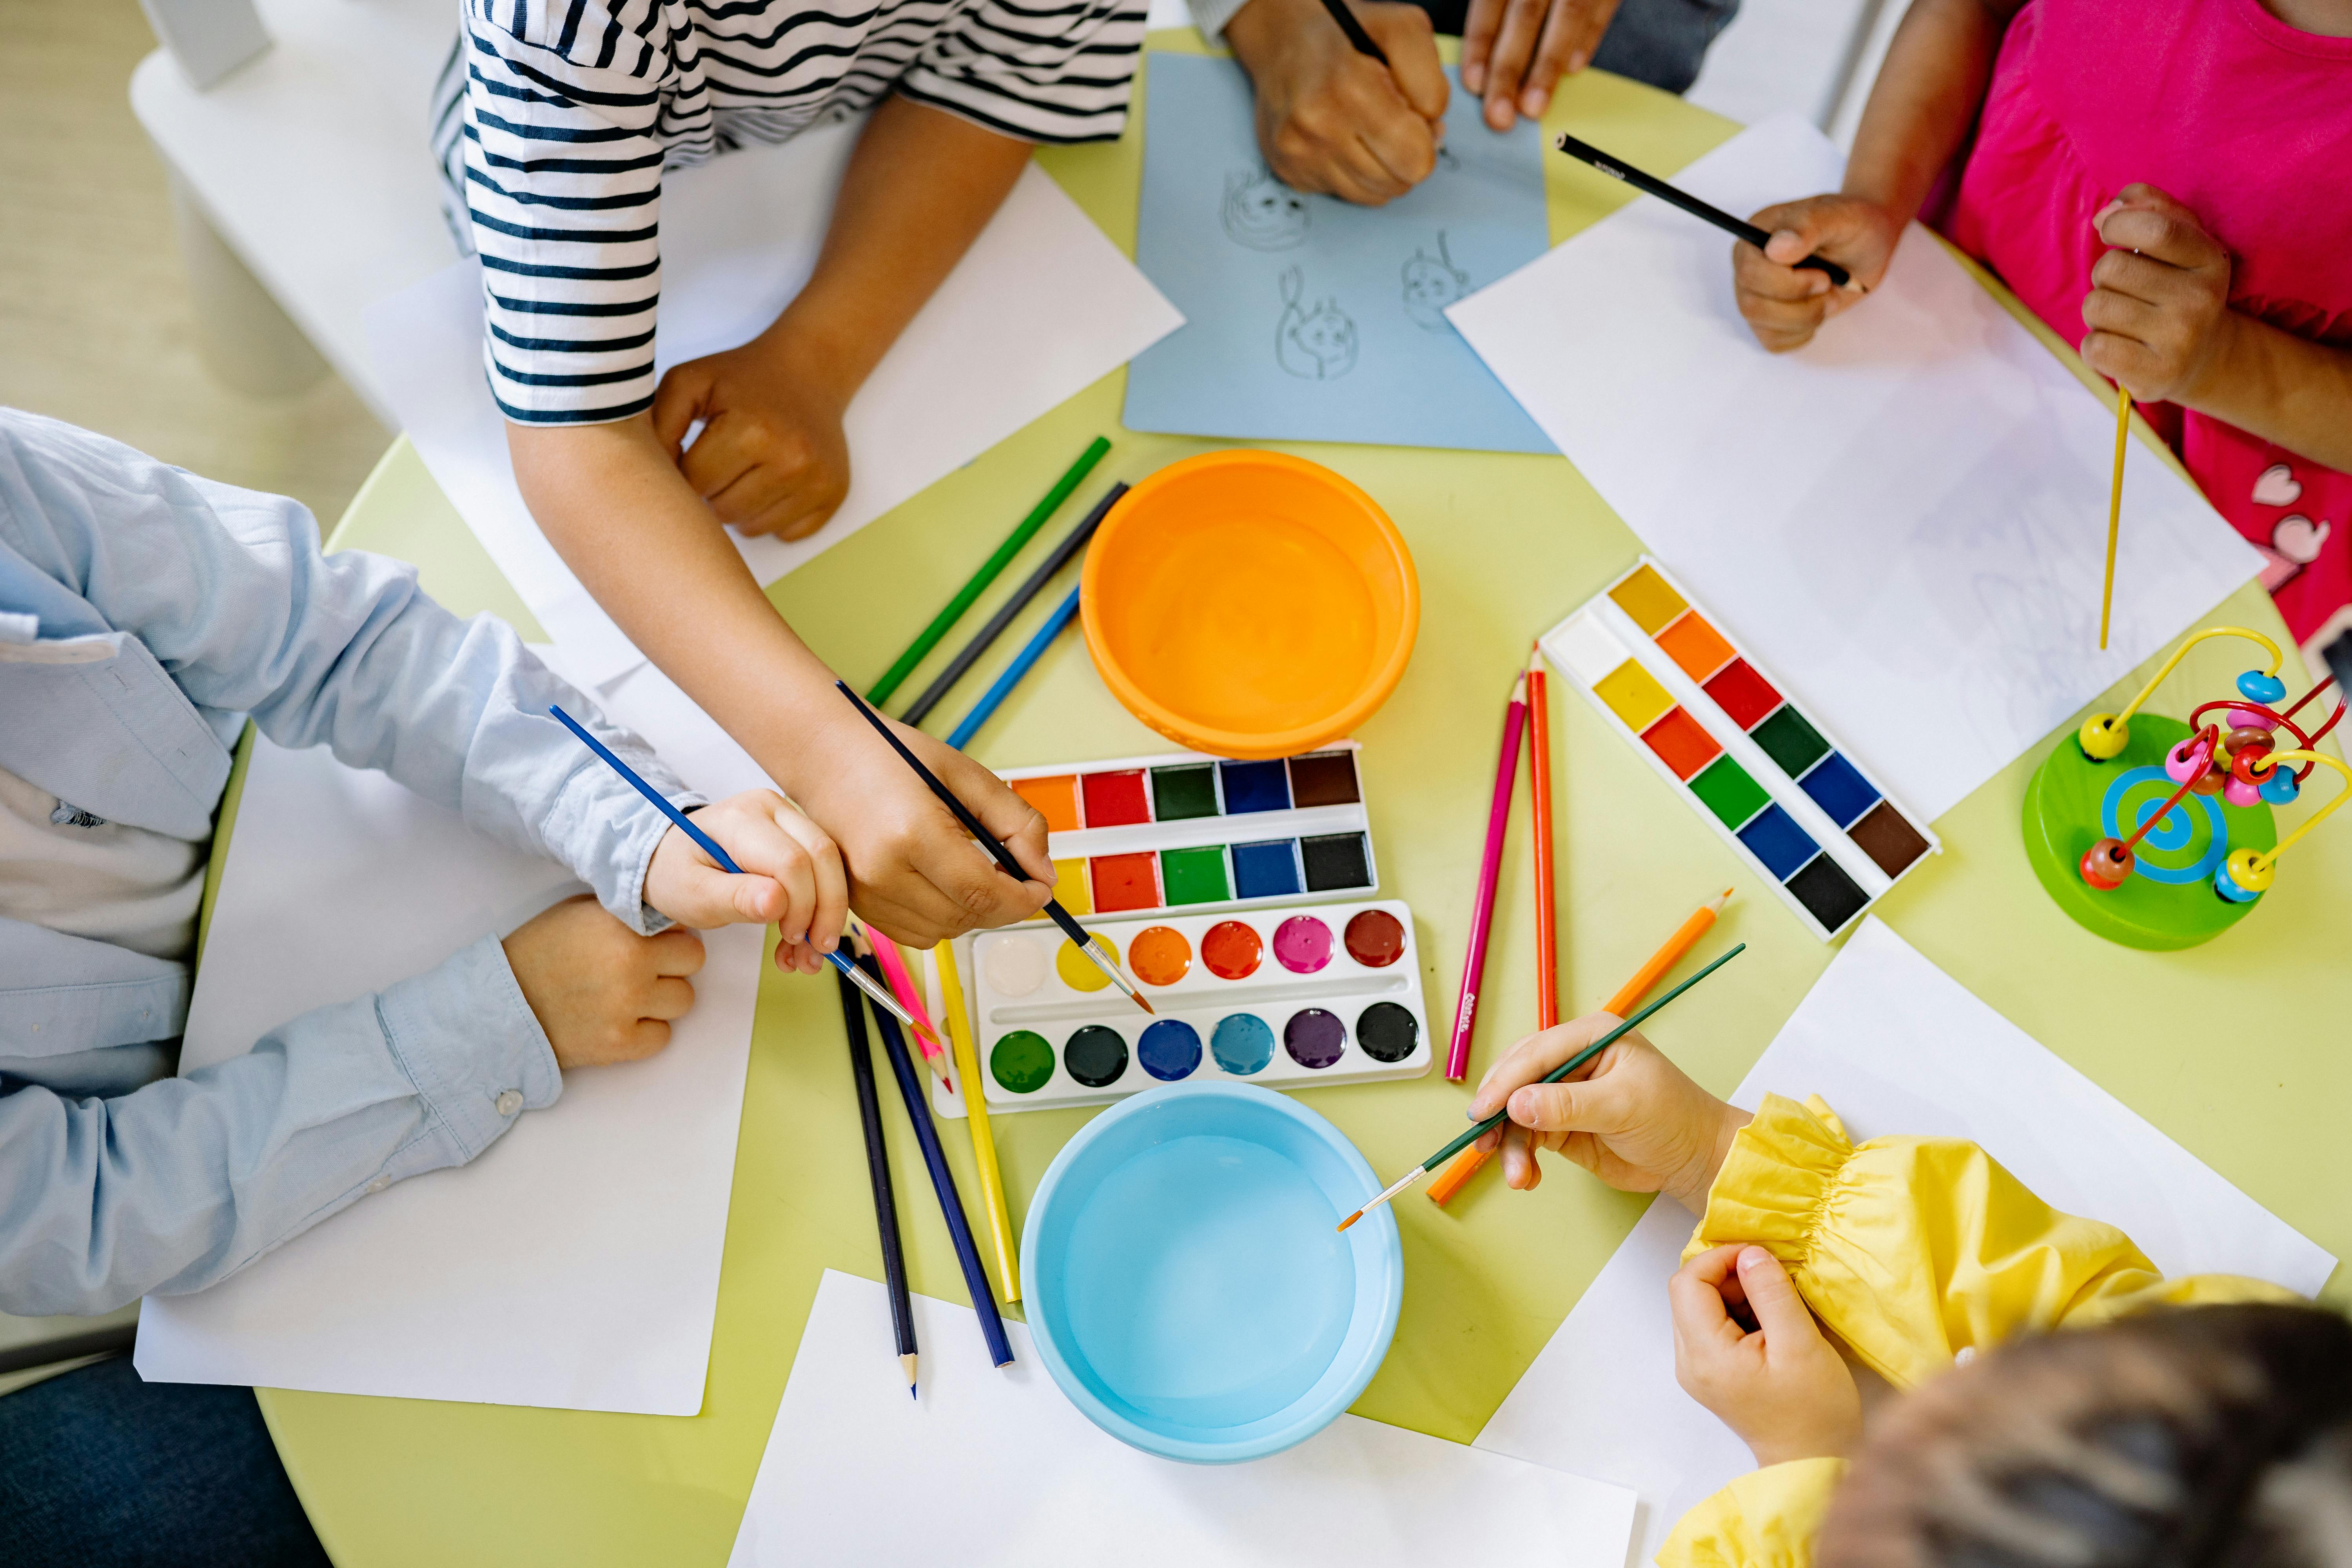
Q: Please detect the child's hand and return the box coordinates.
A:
[502,894,707,1069]
[651,331,852,543]
[1732,194,1902,352]
[786,707,1054,949]
[1466,1015,1750,1209]
[2082,184,2237,406]
[1672,1244,1862,1467]
[642,791,849,975]
[1224,0,1448,205]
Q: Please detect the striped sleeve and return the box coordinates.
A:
[899,0,1147,144]
[461,0,674,425]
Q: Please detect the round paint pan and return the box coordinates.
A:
[1021,1082,1402,1463]
[1081,451,1420,760]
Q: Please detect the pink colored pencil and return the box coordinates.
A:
[861,925,958,1096]
[1446,672,1528,1080]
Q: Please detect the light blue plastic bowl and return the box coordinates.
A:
[1020,1081,1403,1463]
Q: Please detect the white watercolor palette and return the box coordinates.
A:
[964,899,1432,1112]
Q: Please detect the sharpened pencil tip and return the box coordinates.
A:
[1709,887,1734,913]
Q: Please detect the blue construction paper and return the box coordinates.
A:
[1123,52,1554,454]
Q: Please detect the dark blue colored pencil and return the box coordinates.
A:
[835,967,919,1398]
[946,584,1082,750]
[856,953,1016,1368]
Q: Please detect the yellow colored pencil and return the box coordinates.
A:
[2101,383,2132,651]
[933,941,1019,1303]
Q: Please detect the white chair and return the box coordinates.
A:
[130,0,457,422]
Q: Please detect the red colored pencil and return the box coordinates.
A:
[1446,671,1528,1080]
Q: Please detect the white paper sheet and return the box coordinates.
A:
[729,1270,1638,1567]
[1472,917,2337,1565]
[1448,114,2263,822]
[133,729,763,1415]
[367,121,1184,684]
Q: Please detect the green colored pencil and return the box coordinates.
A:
[865,436,1111,705]
[1337,943,1746,1231]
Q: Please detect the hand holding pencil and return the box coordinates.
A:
[1464,1013,1751,1205]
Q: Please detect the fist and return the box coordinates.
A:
[1226,0,1449,207]
[1731,194,1900,353]
[501,894,706,1069]
[2082,184,2236,405]
[652,336,852,541]
[1671,1244,1862,1467]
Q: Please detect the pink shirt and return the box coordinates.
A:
[1937,0,2352,657]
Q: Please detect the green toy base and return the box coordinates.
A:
[2023,714,2277,950]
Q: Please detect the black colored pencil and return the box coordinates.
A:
[900,481,1130,726]
[1317,0,1389,64]
[1552,132,1856,290]
[856,953,1016,1368]
[834,968,919,1398]
[834,681,1154,1015]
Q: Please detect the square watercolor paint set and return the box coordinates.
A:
[1542,559,1938,939]
[956,899,1432,1111]
[999,744,1378,920]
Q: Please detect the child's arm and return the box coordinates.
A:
[1680,1095,2298,1392]
[0,897,701,1316]
[1730,0,2024,351]
[2085,186,2352,472]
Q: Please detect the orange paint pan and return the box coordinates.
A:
[1080,451,1419,760]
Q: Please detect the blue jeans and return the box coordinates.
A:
[0,1357,330,1568]
[1413,0,1741,94]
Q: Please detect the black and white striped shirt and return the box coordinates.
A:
[437,0,1144,425]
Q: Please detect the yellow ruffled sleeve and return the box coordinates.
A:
[1681,1094,2294,1390]
[1659,1459,1847,1568]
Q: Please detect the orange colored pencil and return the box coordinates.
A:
[1428,885,1734,1205]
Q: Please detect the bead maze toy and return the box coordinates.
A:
[2023,627,2347,949]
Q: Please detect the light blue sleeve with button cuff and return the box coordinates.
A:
[0,935,557,1318]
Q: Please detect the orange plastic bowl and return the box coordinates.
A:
[1081,451,1419,760]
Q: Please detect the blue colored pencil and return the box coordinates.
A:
[855,950,1016,1368]
[946,584,1082,750]
[547,704,939,1049]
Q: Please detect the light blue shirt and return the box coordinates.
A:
[0,408,704,1316]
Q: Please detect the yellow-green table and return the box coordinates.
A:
[260,49,2352,1567]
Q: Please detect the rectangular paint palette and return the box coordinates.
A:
[959,899,1431,1111]
[995,744,1378,922]
[1543,559,1938,939]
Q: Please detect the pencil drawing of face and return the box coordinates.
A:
[1223,167,1310,250]
[1276,267,1358,380]
[1400,230,1469,330]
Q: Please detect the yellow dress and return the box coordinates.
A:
[1657,1094,2296,1568]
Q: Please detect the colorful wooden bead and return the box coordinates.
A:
[2189,769,2225,796]
[2225,708,2276,733]
[2079,838,2134,890]
[2076,713,2129,761]
[2236,670,2287,704]
[2225,727,2272,760]
[2230,744,2275,787]
[2259,769,2301,805]
[2222,775,2262,808]
[2213,847,2274,903]
[2165,737,2209,783]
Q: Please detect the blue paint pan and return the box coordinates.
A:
[1020,1082,1401,1462]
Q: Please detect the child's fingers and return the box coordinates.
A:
[1459,0,1504,90]
[650,363,715,460]
[648,926,708,978]
[772,807,849,955]
[644,975,698,1022]
[678,412,763,504]
[1669,1249,1750,1354]
[2081,286,2162,342]
[1365,4,1447,120]
[2096,185,2223,270]
[1468,1013,1623,1118]
[1732,1246,1816,1347]
[1519,0,1611,118]
[1476,0,1546,127]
